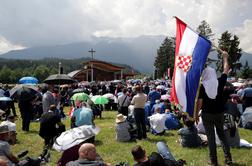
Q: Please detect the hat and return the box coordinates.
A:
[116,114,127,123]
[0,125,9,134]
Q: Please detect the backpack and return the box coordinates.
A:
[224,113,237,137]
[224,113,236,129]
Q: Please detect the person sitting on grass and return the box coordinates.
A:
[115,114,136,142]
[131,142,186,166]
[71,102,94,128]
[57,137,96,166]
[0,114,17,145]
[66,143,112,166]
[148,107,166,135]
[0,125,49,166]
[164,110,181,130]
[178,116,203,148]
[0,156,8,166]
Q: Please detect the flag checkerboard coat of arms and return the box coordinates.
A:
[171,17,211,117]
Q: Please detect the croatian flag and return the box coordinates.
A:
[171,17,211,117]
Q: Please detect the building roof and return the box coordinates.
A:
[83,60,125,72]
[68,70,82,78]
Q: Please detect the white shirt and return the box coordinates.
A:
[131,93,147,109]
[149,113,166,133]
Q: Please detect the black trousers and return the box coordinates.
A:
[134,108,147,139]
[118,106,128,116]
[202,112,231,161]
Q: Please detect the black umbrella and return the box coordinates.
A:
[43,74,77,85]
[10,85,39,101]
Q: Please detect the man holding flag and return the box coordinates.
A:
[195,51,232,166]
[171,17,232,166]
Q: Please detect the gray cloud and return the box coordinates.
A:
[0,0,251,53]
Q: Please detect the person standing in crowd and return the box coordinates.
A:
[118,88,130,116]
[143,82,150,95]
[18,89,34,132]
[42,84,56,114]
[131,85,147,140]
[3,85,17,117]
[0,84,5,97]
[148,87,161,109]
[195,51,232,166]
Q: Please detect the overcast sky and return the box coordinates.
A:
[0,0,251,54]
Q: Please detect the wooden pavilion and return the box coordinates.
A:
[68,60,135,82]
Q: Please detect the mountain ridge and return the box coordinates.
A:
[1,35,252,73]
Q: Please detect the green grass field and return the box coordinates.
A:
[10,108,252,166]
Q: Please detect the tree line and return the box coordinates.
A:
[154,20,252,79]
[0,58,86,83]
[0,57,138,84]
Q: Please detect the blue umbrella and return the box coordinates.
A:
[19,76,38,85]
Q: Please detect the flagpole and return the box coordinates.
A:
[212,44,223,53]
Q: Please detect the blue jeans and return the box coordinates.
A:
[156,141,176,161]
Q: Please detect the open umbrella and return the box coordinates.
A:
[10,85,39,101]
[161,94,170,101]
[71,92,89,102]
[72,88,86,95]
[44,74,77,85]
[102,93,115,100]
[19,76,38,85]
[53,125,100,152]
[0,97,12,102]
[156,85,165,90]
[91,95,109,105]
[117,92,123,97]
[232,82,243,87]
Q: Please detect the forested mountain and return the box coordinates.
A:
[0,58,138,84]
[0,36,165,73]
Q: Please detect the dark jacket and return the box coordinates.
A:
[134,152,185,166]
[66,159,106,166]
[39,111,61,138]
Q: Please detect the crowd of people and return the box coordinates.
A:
[0,51,252,165]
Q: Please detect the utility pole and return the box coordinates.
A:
[88,48,96,82]
[58,62,61,74]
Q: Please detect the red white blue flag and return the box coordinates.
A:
[171,17,211,117]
